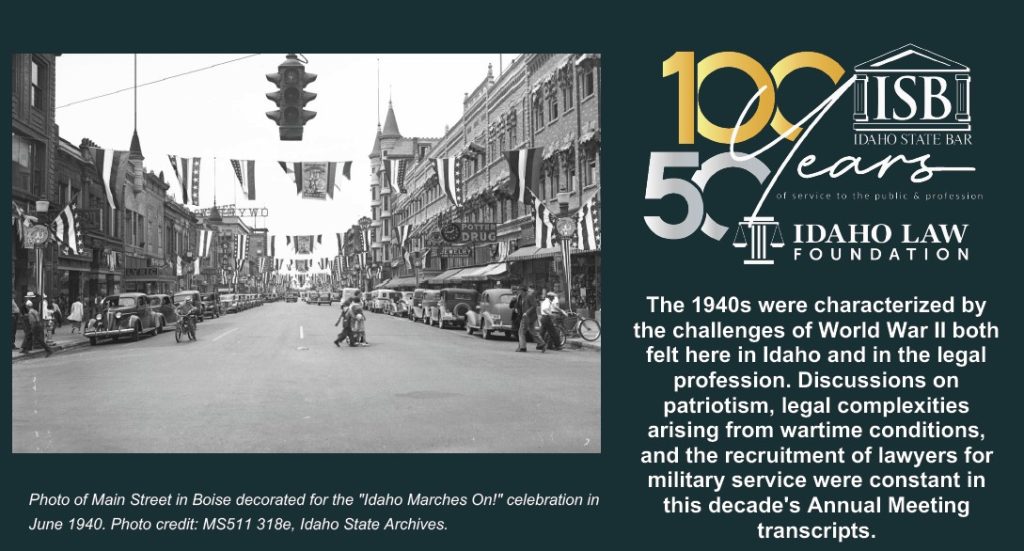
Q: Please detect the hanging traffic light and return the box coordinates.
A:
[266,54,317,141]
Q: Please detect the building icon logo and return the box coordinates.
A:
[732,217,785,265]
[852,44,971,132]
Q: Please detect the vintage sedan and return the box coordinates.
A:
[200,292,222,318]
[84,292,167,345]
[393,291,415,317]
[410,288,430,322]
[429,288,478,329]
[285,293,298,303]
[149,294,181,327]
[221,293,240,314]
[314,293,333,306]
[465,288,516,339]
[417,290,440,324]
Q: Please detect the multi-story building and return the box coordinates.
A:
[11,53,59,300]
[379,54,601,313]
[194,209,252,292]
[54,137,124,302]
[164,196,199,292]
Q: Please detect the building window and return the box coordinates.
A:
[534,101,544,130]
[548,93,559,121]
[583,68,596,98]
[31,58,46,110]
[588,154,598,188]
[563,83,574,111]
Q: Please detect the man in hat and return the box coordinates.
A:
[23,299,51,357]
[516,285,545,352]
[539,290,563,351]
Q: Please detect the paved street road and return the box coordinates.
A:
[12,302,600,453]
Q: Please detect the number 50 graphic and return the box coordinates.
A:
[644,152,770,240]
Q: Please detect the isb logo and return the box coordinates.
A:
[852,44,971,132]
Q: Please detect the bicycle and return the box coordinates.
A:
[550,311,602,348]
[175,313,197,343]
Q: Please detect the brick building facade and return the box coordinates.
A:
[367,53,601,313]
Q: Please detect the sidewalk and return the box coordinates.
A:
[11,324,91,363]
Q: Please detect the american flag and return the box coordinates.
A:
[197,229,214,258]
[433,157,464,208]
[533,196,556,248]
[52,203,82,255]
[230,159,256,200]
[505,147,543,203]
[397,224,412,249]
[361,228,371,252]
[384,155,407,194]
[576,194,600,251]
[92,149,128,210]
[421,249,430,269]
[168,155,201,206]
[236,234,249,265]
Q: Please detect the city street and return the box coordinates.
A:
[12,302,600,453]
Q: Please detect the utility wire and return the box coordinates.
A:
[57,54,262,109]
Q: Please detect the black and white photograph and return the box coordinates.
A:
[11,53,602,453]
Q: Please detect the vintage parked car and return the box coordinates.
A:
[285,293,298,303]
[173,290,204,322]
[393,291,415,317]
[314,293,333,306]
[410,288,430,322]
[340,288,360,302]
[429,288,478,329]
[199,292,221,318]
[83,292,167,345]
[149,294,181,328]
[221,293,240,313]
[417,290,440,324]
[465,288,516,339]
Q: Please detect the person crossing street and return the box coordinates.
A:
[516,285,545,353]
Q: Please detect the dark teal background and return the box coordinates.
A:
[4,3,1020,549]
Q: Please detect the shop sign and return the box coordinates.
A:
[438,247,472,258]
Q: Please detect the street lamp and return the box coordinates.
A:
[358,216,372,292]
[34,200,50,296]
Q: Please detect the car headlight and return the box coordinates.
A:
[115,312,122,319]
[96,314,102,321]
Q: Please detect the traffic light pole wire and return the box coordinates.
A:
[57,54,263,110]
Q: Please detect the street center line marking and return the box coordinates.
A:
[300,326,304,339]
[212,328,239,342]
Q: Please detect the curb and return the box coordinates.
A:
[565,339,601,352]
[11,339,91,363]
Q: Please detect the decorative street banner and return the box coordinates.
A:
[279,161,351,200]
[295,235,313,255]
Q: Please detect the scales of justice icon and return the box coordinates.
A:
[732,216,784,265]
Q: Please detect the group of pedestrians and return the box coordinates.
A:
[333,291,368,347]
[12,293,52,357]
[511,285,565,352]
[11,293,90,358]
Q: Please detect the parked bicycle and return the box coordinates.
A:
[175,313,197,343]
[549,311,601,348]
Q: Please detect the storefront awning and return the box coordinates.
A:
[383,275,420,289]
[461,262,508,281]
[506,246,601,261]
[452,264,494,281]
[426,267,468,285]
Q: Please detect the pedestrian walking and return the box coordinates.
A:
[24,300,51,357]
[68,298,84,334]
[540,291,563,350]
[20,293,35,352]
[41,295,54,337]
[333,290,363,347]
[516,285,545,352]
[349,302,367,346]
[51,300,63,330]
[11,298,20,349]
